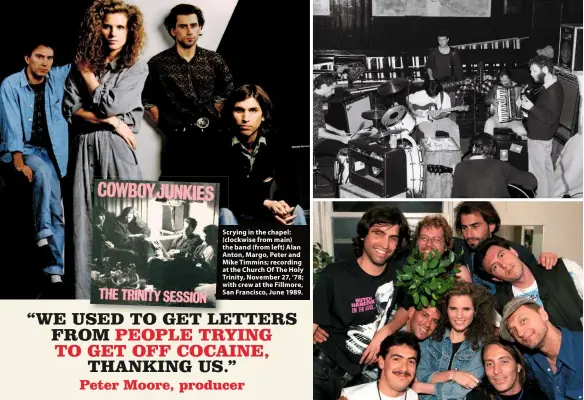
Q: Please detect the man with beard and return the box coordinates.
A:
[315,215,463,373]
[520,55,564,198]
[340,332,420,400]
[142,4,233,180]
[413,215,472,282]
[313,206,412,400]
[499,298,582,399]
[481,338,548,399]
[453,201,557,294]
[474,237,583,332]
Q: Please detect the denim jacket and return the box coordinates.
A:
[0,65,71,177]
[416,329,485,400]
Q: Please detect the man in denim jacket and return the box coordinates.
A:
[0,39,70,295]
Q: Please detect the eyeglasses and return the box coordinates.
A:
[417,235,444,245]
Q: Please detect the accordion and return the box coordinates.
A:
[495,85,523,123]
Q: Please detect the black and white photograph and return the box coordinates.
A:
[90,179,219,308]
[313,0,583,199]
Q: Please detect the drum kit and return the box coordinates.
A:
[335,77,425,197]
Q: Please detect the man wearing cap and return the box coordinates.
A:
[499,297,583,400]
[475,236,583,333]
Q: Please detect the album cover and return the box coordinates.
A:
[90,179,219,308]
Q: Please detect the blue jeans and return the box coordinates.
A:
[219,205,307,225]
[25,147,64,275]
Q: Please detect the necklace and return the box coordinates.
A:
[376,379,407,400]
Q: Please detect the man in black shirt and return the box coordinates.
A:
[520,55,564,198]
[142,4,233,180]
[313,206,411,400]
[218,85,305,225]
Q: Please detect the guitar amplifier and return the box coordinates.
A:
[347,138,407,198]
[493,130,529,172]
[557,24,583,74]
[325,93,373,133]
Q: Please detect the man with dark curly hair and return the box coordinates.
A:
[313,205,412,400]
[142,3,234,180]
[520,55,564,198]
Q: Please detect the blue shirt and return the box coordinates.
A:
[416,329,485,400]
[0,65,71,177]
[524,328,583,400]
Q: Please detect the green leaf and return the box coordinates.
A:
[400,274,412,281]
[429,257,439,269]
[409,284,418,290]
[421,295,429,307]
[424,286,432,295]
[413,292,419,305]
[407,256,416,265]
[430,300,436,307]
[432,293,438,300]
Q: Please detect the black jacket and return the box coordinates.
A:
[494,258,583,332]
[220,130,300,221]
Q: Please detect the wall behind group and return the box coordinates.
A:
[314,0,582,56]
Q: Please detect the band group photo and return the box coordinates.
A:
[313,0,583,200]
[0,0,309,300]
[313,200,583,400]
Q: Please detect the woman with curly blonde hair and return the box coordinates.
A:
[63,0,148,299]
[413,281,494,399]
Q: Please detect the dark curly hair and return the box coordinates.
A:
[529,55,556,75]
[75,0,146,76]
[432,281,494,350]
[163,4,205,37]
[454,201,501,236]
[352,206,410,258]
[379,331,421,364]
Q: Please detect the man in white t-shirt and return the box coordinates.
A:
[340,331,419,400]
[475,236,583,331]
[406,80,460,148]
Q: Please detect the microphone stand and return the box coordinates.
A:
[473,83,477,138]
[473,62,484,139]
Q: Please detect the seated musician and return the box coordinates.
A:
[313,73,351,156]
[451,133,537,198]
[218,84,306,226]
[484,69,527,138]
[406,80,461,148]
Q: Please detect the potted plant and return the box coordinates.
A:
[396,248,460,309]
[313,242,334,284]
